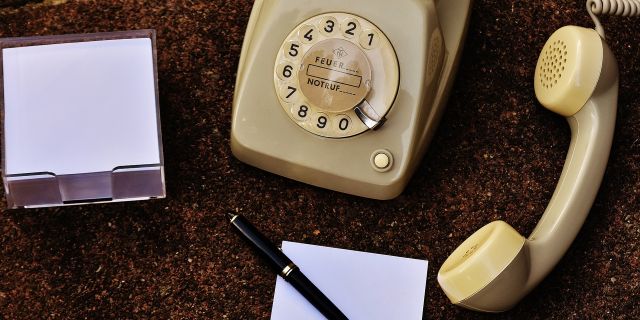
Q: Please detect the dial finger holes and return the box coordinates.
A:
[341,18,361,38]
[276,61,296,81]
[313,112,331,130]
[334,114,352,133]
[279,84,299,103]
[284,40,302,60]
[359,29,379,50]
[299,25,317,44]
[291,103,311,122]
[275,12,399,138]
[319,16,338,36]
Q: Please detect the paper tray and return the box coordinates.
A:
[0,30,165,208]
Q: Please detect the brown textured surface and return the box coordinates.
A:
[0,0,639,319]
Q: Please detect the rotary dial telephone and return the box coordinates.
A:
[232,0,472,200]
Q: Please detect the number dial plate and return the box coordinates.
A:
[274,13,399,138]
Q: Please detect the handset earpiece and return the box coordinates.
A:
[437,25,618,313]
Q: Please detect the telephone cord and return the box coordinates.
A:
[587,0,640,38]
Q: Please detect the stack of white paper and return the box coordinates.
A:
[271,241,429,320]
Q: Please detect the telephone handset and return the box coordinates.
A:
[438,0,633,312]
[232,0,472,199]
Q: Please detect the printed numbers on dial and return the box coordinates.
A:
[334,115,352,133]
[341,18,361,38]
[277,62,296,81]
[279,85,298,103]
[314,113,330,130]
[285,41,302,60]
[291,104,310,122]
[320,16,338,36]
[299,25,317,44]
[275,12,396,138]
[359,29,379,50]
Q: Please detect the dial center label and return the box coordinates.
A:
[299,39,372,113]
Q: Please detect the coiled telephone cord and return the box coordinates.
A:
[588,0,640,38]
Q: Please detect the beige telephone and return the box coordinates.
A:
[231,0,472,199]
[438,0,629,313]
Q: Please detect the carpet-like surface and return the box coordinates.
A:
[0,0,638,319]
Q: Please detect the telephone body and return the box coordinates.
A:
[232,0,472,199]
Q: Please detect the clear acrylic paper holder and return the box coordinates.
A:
[0,30,165,208]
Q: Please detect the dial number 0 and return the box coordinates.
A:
[339,118,349,131]
[334,115,351,133]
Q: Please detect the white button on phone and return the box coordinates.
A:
[371,150,393,172]
[375,154,390,168]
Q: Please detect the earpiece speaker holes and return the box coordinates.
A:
[539,40,568,89]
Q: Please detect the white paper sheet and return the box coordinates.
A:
[2,38,160,175]
[271,241,429,320]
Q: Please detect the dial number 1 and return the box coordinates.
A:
[360,29,379,49]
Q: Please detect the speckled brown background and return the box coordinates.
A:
[0,0,638,319]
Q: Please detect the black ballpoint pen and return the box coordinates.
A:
[227,213,349,320]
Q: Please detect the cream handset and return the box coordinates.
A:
[231,0,472,200]
[437,0,632,313]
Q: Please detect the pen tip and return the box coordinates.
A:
[226,212,237,221]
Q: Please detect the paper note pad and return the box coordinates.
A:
[2,38,160,175]
[271,241,429,320]
[1,31,165,208]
